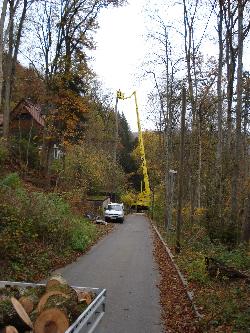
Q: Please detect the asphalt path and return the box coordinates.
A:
[55,214,163,333]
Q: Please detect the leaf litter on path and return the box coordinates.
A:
[152,229,201,333]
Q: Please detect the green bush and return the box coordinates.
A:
[70,218,97,251]
[25,192,72,249]
[185,257,210,284]
[0,172,21,189]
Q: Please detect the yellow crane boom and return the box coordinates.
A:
[117,90,151,210]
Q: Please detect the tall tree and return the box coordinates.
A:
[3,0,31,139]
[183,0,199,221]
[231,0,244,229]
[0,0,8,112]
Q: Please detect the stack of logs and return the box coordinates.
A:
[0,275,95,333]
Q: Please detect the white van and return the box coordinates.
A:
[104,203,124,223]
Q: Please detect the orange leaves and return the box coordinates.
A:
[46,87,91,144]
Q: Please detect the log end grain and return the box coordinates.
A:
[34,308,69,333]
[19,297,34,315]
[0,326,19,333]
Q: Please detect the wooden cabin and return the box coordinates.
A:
[0,99,45,138]
[0,99,44,138]
[0,100,63,161]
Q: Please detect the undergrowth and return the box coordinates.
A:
[0,173,100,281]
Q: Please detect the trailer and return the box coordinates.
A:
[0,281,106,333]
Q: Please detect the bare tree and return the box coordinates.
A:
[183,0,199,221]
[3,0,31,140]
[215,0,224,220]
[231,0,244,230]
[176,86,186,253]
[29,0,126,91]
[0,0,8,113]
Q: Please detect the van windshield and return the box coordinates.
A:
[107,205,122,211]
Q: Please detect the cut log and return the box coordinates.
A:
[33,293,86,331]
[10,298,33,329]
[45,275,77,305]
[45,275,67,291]
[0,297,32,331]
[36,291,69,313]
[42,295,82,318]
[0,326,19,333]
[77,291,94,305]
[19,297,34,315]
[34,308,69,333]
[19,285,46,314]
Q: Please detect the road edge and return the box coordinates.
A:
[150,219,203,320]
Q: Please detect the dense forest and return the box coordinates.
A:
[0,0,249,332]
[141,1,250,330]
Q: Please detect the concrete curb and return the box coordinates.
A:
[151,221,203,320]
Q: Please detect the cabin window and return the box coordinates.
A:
[15,113,32,120]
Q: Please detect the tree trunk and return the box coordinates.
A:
[241,190,250,243]
[224,2,236,149]
[176,87,186,253]
[0,0,8,112]
[231,0,244,229]
[183,0,198,222]
[216,0,224,219]
[3,0,28,140]
[2,0,14,139]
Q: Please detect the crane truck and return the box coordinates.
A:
[117,90,151,211]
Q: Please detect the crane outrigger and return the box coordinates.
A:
[117,90,151,210]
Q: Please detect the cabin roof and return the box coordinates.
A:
[0,99,45,127]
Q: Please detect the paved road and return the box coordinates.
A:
[55,214,163,333]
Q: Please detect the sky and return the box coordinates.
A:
[91,0,216,132]
[91,0,151,132]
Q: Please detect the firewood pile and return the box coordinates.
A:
[0,275,95,333]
